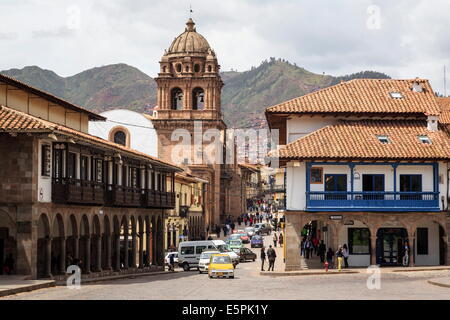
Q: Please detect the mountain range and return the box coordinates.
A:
[1,58,390,128]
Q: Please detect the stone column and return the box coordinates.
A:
[59,237,66,274]
[146,230,151,266]
[370,236,377,266]
[115,234,121,270]
[73,236,79,261]
[45,237,52,278]
[123,229,129,269]
[408,236,415,267]
[96,235,102,272]
[131,231,137,268]
[106,234,112,270]
[139,232,144,268]
[152,229,157,265]
[285,214,302,271]
[84,236,91,274]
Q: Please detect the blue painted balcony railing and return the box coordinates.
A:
[306,191,440,211]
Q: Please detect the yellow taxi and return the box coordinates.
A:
[208,254,235,279]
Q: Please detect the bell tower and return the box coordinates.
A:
[152,18,228,227]
[154,18,224,121]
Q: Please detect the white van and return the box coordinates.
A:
[178,240,235,271]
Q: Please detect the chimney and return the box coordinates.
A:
[412,79,423,92]
[427,115,438,132]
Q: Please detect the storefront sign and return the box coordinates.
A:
[329,215,343,221]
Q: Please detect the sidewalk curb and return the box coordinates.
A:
[260,271,360,277]
[0,281,56,298]
[55,270,172,286]
[427,279,450,288]
[393,267,450,273]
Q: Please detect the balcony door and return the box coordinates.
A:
[400,174,422,200]
[324,174,347,200]
[53,149,63,179]
[362,174,384,200]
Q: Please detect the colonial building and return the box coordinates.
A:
[169,172,208,245]
[266,78,450,269]
[240,163,262,211]
[151,18,245,225]
[89,109,209,247]
[0,74,181,279]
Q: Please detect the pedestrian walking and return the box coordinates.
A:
[336,247,344,271]
[300,239,305,256]
[312,237,319,255]
[342,244,349,268]
[318,240,326,263]
[305,238,312,259]
[278,233,284,247]
[260,247,266,271]
[267,245,277,271]
[326,248,334,269]
[273,233,278,248]
[403,241,410,267]
[169,253,175,272]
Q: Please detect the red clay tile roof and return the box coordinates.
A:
[0,73,105,121]
[266,79,440,116]
[272,120,450,160]
[0,105,181,171]
[438,97,450,124]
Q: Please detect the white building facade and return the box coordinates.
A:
[267,79,450,269]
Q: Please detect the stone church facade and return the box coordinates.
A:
[151,18,246,226]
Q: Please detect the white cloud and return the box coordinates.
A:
[0,0,449,93]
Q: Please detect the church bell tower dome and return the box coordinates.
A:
[167,18,213,56]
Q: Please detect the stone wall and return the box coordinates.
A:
[0,134,36,204]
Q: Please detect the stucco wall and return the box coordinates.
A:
[89,109,158,157]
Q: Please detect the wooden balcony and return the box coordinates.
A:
[106,185,142,207]
[52,178,105,205]
[143,190,175,209]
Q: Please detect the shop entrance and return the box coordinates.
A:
[376,228,408,266]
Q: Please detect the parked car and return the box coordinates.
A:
[217,247,239,267]
[208,254,235,279]
[238,247,257,262]
[226,239,244,252]
[244,227,256,239]
[250,235,264,248]
[164,252,179,266]
[198,250,220,274]
[226,234,241,241]
[237,232,250,244]
[178,240,229,271]
[254,223,272,235]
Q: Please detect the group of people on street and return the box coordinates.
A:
[300,236,351,271]
[324,244,349,271]
[272,232,283,247]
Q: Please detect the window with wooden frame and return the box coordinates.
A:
[95,158,103,183]
[67,152,77,179]
[41,144,51,177]
[80,156,89,181]
[310,167,323,184]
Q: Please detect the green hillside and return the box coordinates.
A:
[1,59,390,128]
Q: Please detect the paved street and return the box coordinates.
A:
[2,232,450,300]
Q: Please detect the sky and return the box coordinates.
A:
[0,0,449,94]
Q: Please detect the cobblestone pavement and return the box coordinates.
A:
[2,232,450,300]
